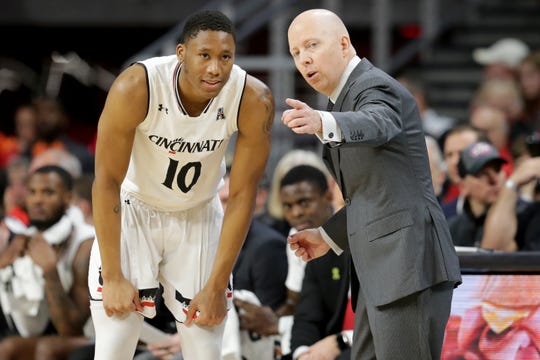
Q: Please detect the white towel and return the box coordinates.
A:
[234,289,281,360]
[0,215,73,316]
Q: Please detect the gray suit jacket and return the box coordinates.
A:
[322,58,461,307]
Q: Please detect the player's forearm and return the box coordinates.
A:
[92,177,123,279]
[43,269,87,336]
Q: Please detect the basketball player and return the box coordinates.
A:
[88,10,274,359]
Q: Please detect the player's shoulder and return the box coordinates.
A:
[240,72,274,110]
[111,62,148,96]
[244,73,271,95]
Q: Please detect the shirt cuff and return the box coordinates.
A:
[343,330,353,344]
[319,226,343,255]
[317,111,343,143]
[293,346,310,359]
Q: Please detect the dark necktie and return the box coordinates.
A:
[327,99,334,111]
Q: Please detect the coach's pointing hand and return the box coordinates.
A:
[282,98,323,136]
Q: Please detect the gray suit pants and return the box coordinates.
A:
[352,281,454,359]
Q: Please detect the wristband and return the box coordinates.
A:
[335,332,350,351]
[504,179,519,192]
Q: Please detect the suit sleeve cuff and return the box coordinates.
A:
[319,226,343,255]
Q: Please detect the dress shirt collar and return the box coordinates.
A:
[329,56,361,104]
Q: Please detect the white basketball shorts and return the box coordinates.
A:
[88,190,233,322]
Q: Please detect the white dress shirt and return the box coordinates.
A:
[316,56,361,144]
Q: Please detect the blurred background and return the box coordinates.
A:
[1,0,539,173]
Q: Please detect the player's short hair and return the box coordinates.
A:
[280,165,328,195]
[180,10,236,43]
[31,165,74,191]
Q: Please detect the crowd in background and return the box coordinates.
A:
[0,35,539,359]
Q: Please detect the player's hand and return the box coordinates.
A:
[282,98,322,135]
[234,299,279,336]
[288,228,330,261]
[185,285,227,327]
[102,276,142,317]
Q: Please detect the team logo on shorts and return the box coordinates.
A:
[175,290,195,318]
[96,266,103,293]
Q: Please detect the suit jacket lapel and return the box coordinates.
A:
[325,58,374,194]
[333,58,373,112]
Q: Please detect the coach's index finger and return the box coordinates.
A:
[285,98,307,110]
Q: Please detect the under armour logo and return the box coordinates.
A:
[124,199,131,205]
[158,104,169,114]
[216,107,225,121]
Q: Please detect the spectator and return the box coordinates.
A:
[290,251,351,360]
[0,165,94,359]
[218,173,288,310]
[398,74,456,142]
[519,51,540,129]
[72,174,94,225]
[473,38,530,81]
[31,96,94,175]
[0,103,37,168]
[266,150,336,237]
[447,142,507,247]
[425,135,447,201]
[3,157,30,225]
[29,148,82,180]
[482,155,540,252]
[219,172,288,360]
[251,173,273,228]
[471,78,530,143]
[235,165,337,358]
[441,124,485,216]
[469,105,514,175]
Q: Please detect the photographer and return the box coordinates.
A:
[482,132,540,251]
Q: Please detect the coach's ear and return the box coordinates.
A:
[176,44,186,62]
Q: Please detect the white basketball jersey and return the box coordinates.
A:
[122,55,246,211]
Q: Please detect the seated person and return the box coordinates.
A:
[0,165,94,359]
[219,172,288,360]
[448,142,507,247]
[235,165,337,358]
[290,250,351,360]
[482,156,540,251]
[218,173,288,311]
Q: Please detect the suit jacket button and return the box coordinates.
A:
[345,197,351,206]
[328,132,334,139]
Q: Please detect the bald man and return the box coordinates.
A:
[281,9,462,359]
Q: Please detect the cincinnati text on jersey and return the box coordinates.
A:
[148,135,225,153]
